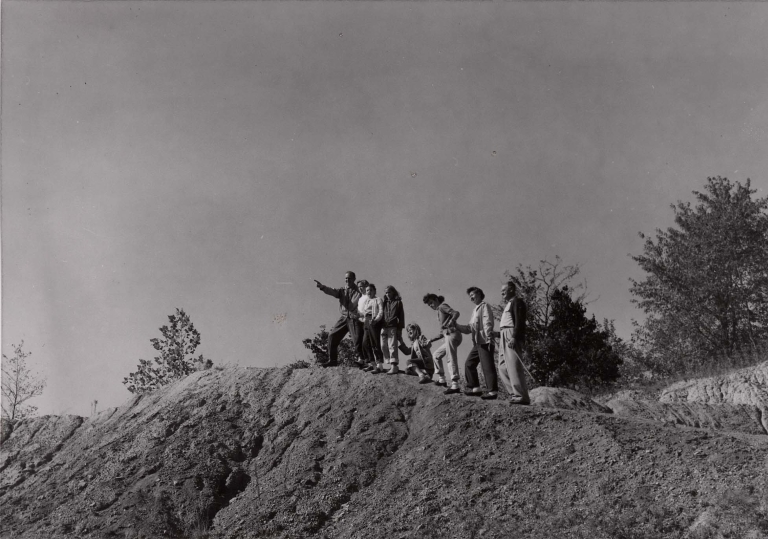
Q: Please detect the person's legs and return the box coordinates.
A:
[510,340,529,402]
[478,343,498,393]
[499,329,529,402]
[348,319,365,362]
[432,342,447,384]
[380,327,392,363]
[445,332,462,386]
[362,320,376,365]
[387,331,399,366]
[327,316,350,365]
[371,321,384,363]
[464,345,481,390]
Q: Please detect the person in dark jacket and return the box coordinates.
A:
[380,285,405,375]
[492,280,529,404]
[315,271,362,367]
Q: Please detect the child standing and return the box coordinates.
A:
[381,285,405,375]
[362,284,385,372]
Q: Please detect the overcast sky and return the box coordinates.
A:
[3,1,768,417]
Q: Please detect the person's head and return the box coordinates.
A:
[406,323,422,342]
[466,286,485,305]
[384,285,400,301]
[344,271,356,287]
[366,284,377,298]
[422,293,444,310]
[501,280,517,302]
[357,280,370,295]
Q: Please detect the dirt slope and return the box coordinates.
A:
[2,365,768,539]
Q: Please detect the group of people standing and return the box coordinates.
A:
[314,271,529,404]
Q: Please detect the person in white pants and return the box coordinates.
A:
[493,280,530,404]
[423,293,463,394]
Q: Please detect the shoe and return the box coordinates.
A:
[464,389,483,397]
[386,365,400,375]
[509,398,530,405]
[481,393,498,400]
[419,376,432,384]
[354,361,367,370]
[444,387,461,395]
[435,379,447,387]
[363,365,374,372]
[322,361,339,368]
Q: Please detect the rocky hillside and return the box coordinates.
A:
[2,364,768,539]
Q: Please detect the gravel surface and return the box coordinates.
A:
[2,365,767,538]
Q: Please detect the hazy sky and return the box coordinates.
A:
[3,1,768,417]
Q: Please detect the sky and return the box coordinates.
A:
[2,1,768,417]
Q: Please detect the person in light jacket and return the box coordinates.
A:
[361,284,385,372]
[455,287,499,400]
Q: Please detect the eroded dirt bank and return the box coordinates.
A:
[2,366,767,538]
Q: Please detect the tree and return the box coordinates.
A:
[123,309,213,394]
[302,325,357,367]
[631,177,768,374]
[505,257,623,389]
[526,287,622,389]
[2,341,46,421]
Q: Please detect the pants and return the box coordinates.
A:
[381,327,400,365]
[465,343,497,392]
[363,319,384,363]
[328,316,363,364]
[499,328,529,401]
[433,331,462,382]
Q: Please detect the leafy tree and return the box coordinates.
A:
[123,308,213,394]
[2,341,46,421]
[526,287,622,389]
[504,256,589,328]
[505,257,624,389]
[631,177,768,374]
[302,325,357,367]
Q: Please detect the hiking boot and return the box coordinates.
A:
[418,375,432,384]
[386,365,400,375]
[322,361,339,368]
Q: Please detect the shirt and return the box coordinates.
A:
[499,297,526,342]
[432,302,459,340]
[359,296,383,322]
[456,301,494,346]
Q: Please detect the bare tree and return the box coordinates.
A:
[2,341,46,421]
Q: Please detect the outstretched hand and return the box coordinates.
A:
[314,279,323,289]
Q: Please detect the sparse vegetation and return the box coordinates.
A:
[123,308,213,394]
[301,324,358,367]
[1,341,46,422]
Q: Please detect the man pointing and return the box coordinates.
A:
[315,271,363,367]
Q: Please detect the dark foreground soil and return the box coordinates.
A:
[2,365,767,539]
